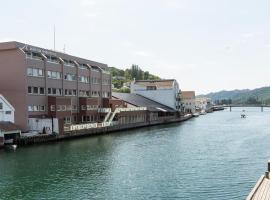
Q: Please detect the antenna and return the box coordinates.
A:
[63,44,66,53]
[53,25,56,51]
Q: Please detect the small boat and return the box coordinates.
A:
[200,110,207,115]
[241,110,246,118]
[5,144,17,150]
[193,113,200,117]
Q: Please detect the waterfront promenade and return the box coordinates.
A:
[16,114,193,146]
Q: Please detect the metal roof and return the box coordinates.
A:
[112,92,176,112]
[0,122,21,133]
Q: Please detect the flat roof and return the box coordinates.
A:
[112,92,176,112]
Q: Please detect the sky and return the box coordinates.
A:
[1,0,270,94]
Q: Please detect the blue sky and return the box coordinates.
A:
[1,0,270,94]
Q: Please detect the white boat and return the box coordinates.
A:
[241,110,246,118]
[193,113,200,117]
[200,110,207,115]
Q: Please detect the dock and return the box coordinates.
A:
[246,161,270,200]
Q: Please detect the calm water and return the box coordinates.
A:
[1,108,270,200]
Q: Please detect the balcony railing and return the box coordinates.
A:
[98,108,111,113]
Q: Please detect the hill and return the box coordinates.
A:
[109,64,160,92]
[199,86,270,105]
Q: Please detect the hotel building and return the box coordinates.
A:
[0,41,112,132]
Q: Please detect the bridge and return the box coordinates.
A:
[223,104,270,112]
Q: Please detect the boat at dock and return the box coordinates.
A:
[5,144,17,150]
[192,113,200,117]
[200,110,207,115]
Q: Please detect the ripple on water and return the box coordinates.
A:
[0,109,269,199]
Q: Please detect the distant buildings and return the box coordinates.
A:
[130,79,181,111]
[195,97,212,111]
[0,41,196,144]
[181,91,196,114]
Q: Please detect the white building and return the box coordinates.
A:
[130,79,181,111]
[0,94,15,123]
[195,97,211,110]
[181,91,196,113]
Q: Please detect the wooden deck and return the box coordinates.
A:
[247,161,270,200]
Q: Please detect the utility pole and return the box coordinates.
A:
[53,25,56,51]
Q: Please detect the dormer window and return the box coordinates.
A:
[147,86,157,90]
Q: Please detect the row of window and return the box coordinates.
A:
[27,68,44,77]
[28,105,46,112]
[48,71,62,79]
[81,115,99,122]
[102,79,110,85]
[28,87,45,95]
[79,90,90,97]
[28,86,111,97]
[26,52,105,73]
[50,105,72,112]
[78,76,90,83]
[27,68,109,84]
[81,105,100,111]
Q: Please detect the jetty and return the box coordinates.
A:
[246,161,270,200]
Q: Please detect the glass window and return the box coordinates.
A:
[28,86,32,94]
[28,106,33,111]
[73,90,77,96]
[57,89,62,96]
[0,103,3,110]
[40,87,45,95]
[52,72,57,79]
[5,111,11,115]
[52,88,57,95]
[33,87,39,94]
[50,105,55,111]
[47,71,52,78]
[56,72,61,79]
[27,68,33,76]
[39,106,45,111]
[38,69,44,77]
[33,69,38,77]
[48,88,52,95]
[33,106,39,111]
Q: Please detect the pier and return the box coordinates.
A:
[246,161,270,200]
[224,105,270,112]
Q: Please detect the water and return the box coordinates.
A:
[1,108,270,200]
